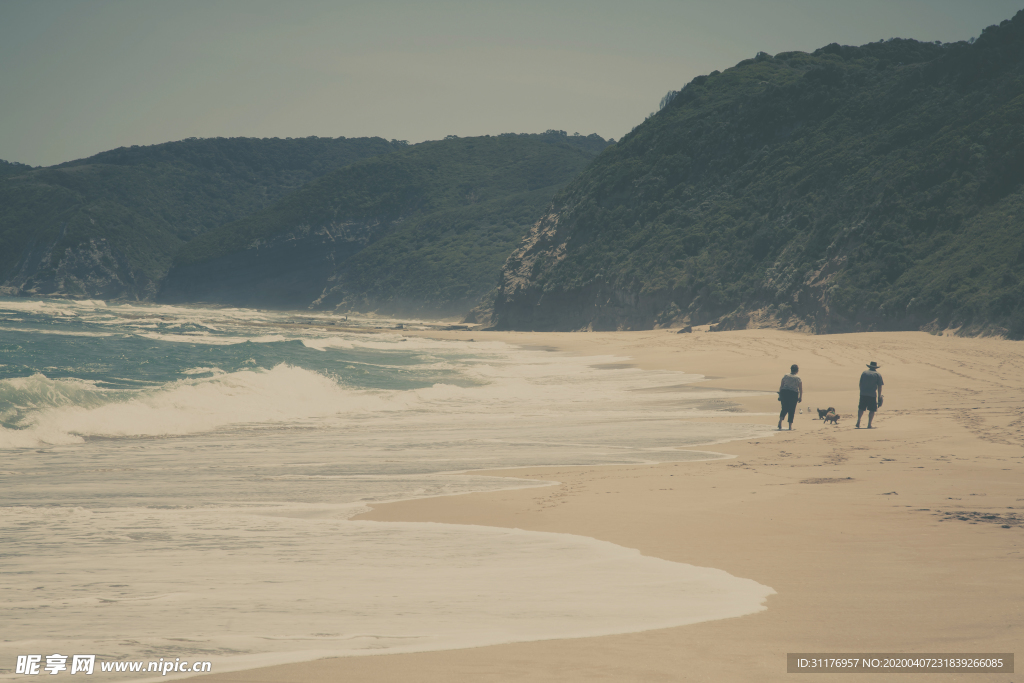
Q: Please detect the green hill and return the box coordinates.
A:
[494,12,1024,338]
[160,132,611,315]
[0,159,34,178]
[0,136,404,299]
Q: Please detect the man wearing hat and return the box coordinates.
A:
[856,361,884,429]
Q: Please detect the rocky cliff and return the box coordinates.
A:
[1,232,155,301]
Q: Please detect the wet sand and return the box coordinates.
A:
[194,329,1023,682]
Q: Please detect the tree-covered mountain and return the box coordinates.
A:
[0,136,404,299]
[494,12,1024,338]
[159,132,611,315]
[0,160,34,178]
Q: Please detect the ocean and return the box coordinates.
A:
[1,298,774,679]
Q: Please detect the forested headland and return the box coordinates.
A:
[0,136,406,299]
[159,132,610,314]
[493,12,1024,337]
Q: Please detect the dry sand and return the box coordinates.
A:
[195,329,1023,682]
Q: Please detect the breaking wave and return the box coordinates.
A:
[0,364,392,448]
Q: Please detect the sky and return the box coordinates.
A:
[2,0,1021,167]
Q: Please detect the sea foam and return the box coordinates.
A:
[1,299,777,680]
[0,364,388,447]
[0,505,773,681]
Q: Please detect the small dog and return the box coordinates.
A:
[823,410,840,425]
[816,407,835,420]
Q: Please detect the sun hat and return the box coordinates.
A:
[866,361,880,369]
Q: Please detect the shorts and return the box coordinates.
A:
[858,395,878,412]
[779,389,798,422]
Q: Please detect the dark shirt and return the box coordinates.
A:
[859,370,883,396]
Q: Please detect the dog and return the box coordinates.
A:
[816,407,835,420]
[823,410,840,425]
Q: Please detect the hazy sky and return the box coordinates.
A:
[2,0,1020,167]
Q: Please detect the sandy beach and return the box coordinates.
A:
[194,329,1023,682]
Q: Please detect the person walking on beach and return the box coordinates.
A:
[856,361,884,429]
[777,364,802,430]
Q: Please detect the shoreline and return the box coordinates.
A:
[193,329,1023,682]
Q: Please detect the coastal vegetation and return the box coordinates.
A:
[0,137,405,298]
[163,132,610,314]
[494,11,1024,337]
[0,159,33,177]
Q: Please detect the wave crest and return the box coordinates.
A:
[0,365,375,449]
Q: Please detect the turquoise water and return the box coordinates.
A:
[1,310,471,392]
[0,300,475,438]
[1,298,775,679]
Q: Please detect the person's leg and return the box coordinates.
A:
[856,409,864,428]
[778,407,785,430]
[867,410,875,428]
[787,404,795,430]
